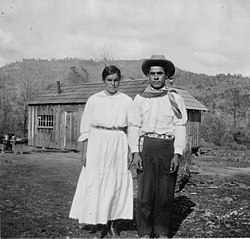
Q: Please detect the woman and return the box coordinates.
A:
[69,65,133,237]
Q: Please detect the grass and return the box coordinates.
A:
[1,148,250,238]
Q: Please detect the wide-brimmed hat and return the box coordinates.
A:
[141,55,175,77]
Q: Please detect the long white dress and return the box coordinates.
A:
[69,90,133,225]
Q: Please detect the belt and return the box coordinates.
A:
[93,125,127,133]
[144,132,175,140]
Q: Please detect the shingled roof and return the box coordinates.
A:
[28,79,208,111]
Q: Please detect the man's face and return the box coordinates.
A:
[148,66,167,89]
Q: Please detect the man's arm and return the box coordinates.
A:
[171,94,188,173]
[128,96,143,170]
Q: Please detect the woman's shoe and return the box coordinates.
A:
[140,234,150,238]
[98,224,108,238]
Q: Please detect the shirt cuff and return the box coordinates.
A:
[78,132,88,142]
[130,147,139,154]
[174,146,184,156]
[128,125,140,154]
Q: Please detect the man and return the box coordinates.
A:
[129,55,187,238]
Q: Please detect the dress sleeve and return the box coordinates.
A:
[173,94,187,155]
[128,95,142,153]
[78,97,93,142]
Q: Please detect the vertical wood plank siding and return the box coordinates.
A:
[28,104,85,150]
[186,110,201,150]
[28,80,207,151]
[29,104,201,151]
[28,107,33,145]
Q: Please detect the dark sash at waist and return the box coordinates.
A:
[144,132,175,140]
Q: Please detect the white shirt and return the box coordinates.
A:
[78,91,132,142]
[128,91,187,155]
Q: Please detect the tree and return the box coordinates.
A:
[0,74,19,135]
[0,63,45,137]
[67,66,89,84]
[222,87,248,128]
[98,45,114,67]
[18,76,41,136]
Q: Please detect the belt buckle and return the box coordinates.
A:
[166,135,174,140]
[160,134,165,139]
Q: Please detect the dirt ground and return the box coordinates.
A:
[0,146,250,238]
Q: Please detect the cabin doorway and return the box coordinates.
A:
[64,111,78,150]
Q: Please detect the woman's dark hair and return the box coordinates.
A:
[102,65,121,81]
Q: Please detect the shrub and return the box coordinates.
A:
[230,142,247,151]
[220,131,234,147]
[201,113,225,146]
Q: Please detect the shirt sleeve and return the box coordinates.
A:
[173,93,187,155]
[128,95,141,153]
[78,97,93,142]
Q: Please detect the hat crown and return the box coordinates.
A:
[141,54,175,77]
[150,55,166,60]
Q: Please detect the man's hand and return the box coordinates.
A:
[132,152,143,171]
[170,154,181,173]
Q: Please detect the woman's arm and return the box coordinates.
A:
[81,140,88,167]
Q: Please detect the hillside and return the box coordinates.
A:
[0,58,249,148]
[0,58,146,85]
[1,58,249,95]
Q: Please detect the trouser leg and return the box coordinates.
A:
[136,138,155,236]
[136,137,177,236]
[154,139,176,236]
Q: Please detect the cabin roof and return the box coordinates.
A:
[28,79,208,111]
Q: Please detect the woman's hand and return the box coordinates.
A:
[81,152,87,167]
[81,140,88,167]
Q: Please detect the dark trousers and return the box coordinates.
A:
[136,136,177,236]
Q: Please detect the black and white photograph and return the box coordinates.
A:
[0,0,250,238]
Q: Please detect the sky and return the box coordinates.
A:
[1,0,250,76]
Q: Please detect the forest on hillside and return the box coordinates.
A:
[0,58,249,149]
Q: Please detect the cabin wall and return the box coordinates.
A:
[186,110,201,150]
[28,106,35,146]
[29,106,203,151]
[28,104,85,150]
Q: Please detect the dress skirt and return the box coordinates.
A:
[69,128,133,224]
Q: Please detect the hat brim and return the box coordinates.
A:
[141,59,175,77]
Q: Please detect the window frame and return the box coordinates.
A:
[37,115,54,129]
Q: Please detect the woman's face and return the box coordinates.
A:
[104,73,120,95]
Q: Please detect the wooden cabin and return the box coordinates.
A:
[28,79,208,151]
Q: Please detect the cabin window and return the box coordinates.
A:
[38,115,53,129]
